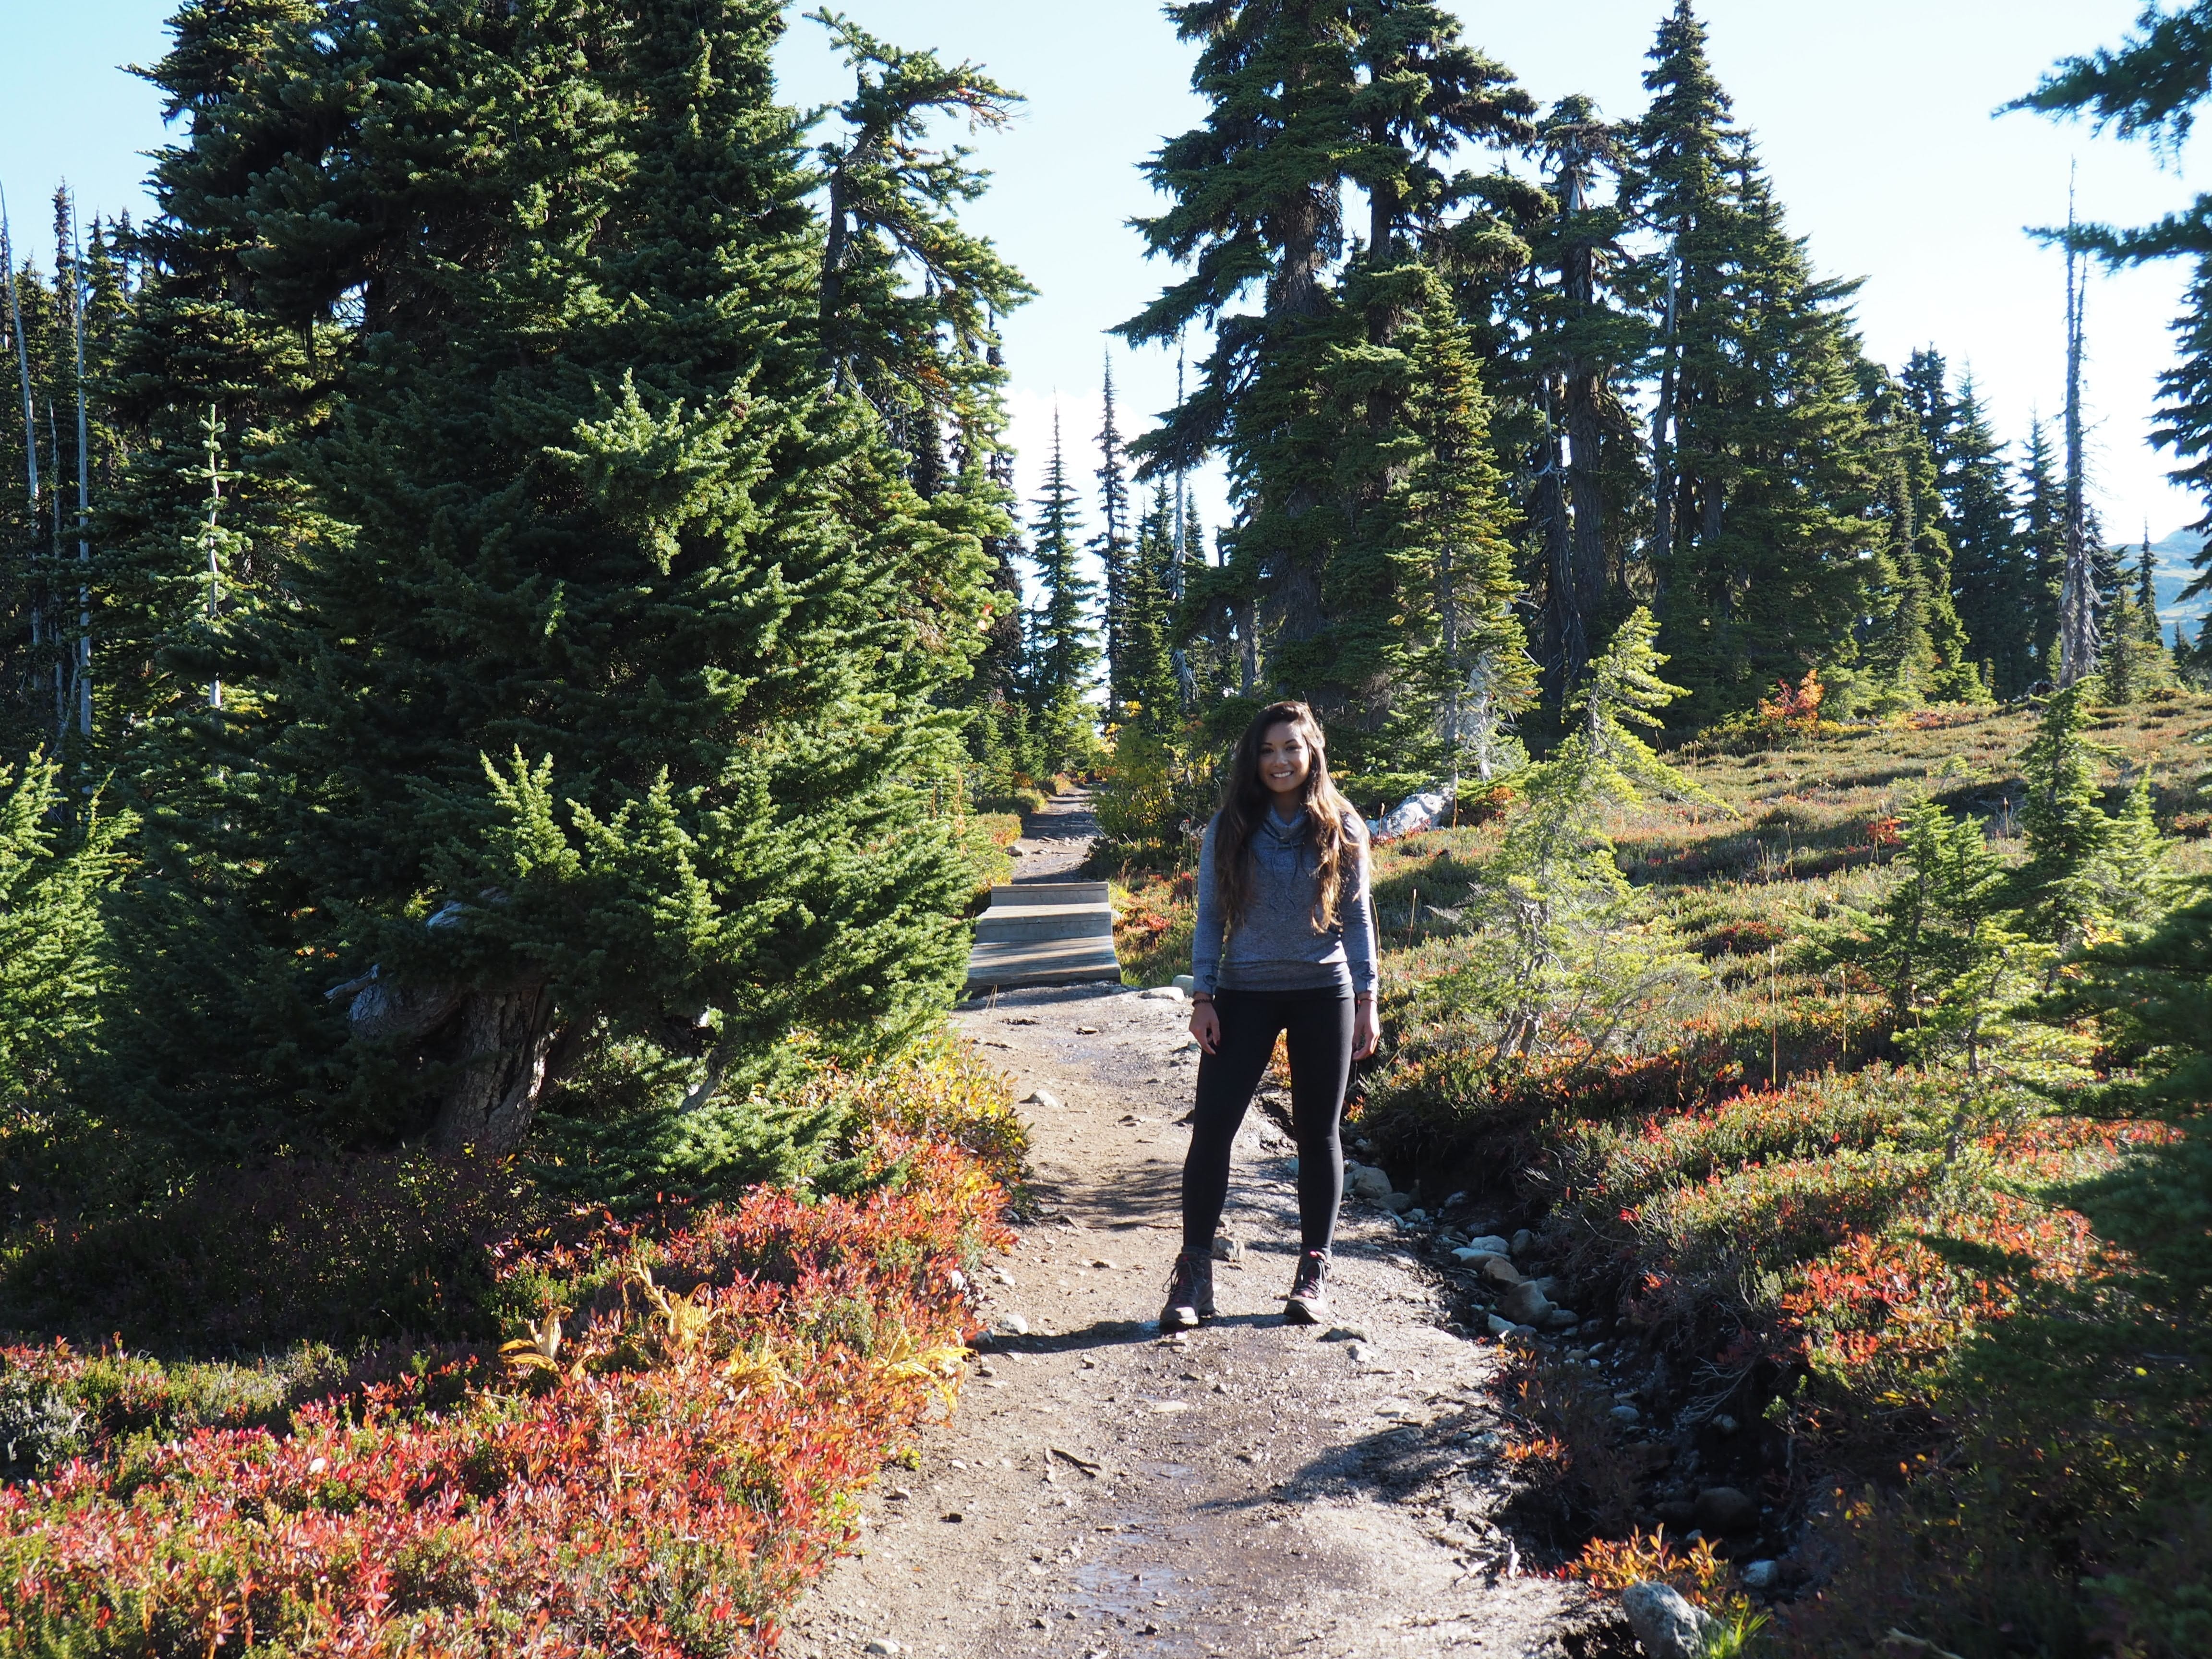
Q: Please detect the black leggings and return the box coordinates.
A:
[1181,986,1354,1256]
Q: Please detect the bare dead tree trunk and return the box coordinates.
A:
[2058,181,2098,687]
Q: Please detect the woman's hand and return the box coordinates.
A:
[1190,998,1221,1056]
[1353,996,1380,1061]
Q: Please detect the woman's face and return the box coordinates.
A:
[1258,722,1313,799]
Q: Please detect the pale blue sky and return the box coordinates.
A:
[5,1,2207,607]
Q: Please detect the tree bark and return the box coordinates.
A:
[429,982,560,1158]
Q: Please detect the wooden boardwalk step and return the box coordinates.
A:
[966,881,1121,991]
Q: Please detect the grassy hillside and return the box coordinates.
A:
[1109,690,2212,1659]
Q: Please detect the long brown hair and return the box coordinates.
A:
[1213,701,1364,932]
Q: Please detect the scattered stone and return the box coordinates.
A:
[1481,1256,1527,1287]
[1211,1233,1245,1264]
[1610,1404,1642,1426]
[1381,1192,1415,1214]
[1741,1559,1780,1592]
[1452,1246,1504,1268]
[1318,1325,1370,1343]
[1694,1486,1760,1536]
[1075,1025,1101,1035]
[1501,1281,1553,1327]
[1089,1259,1118,1271]
[1620,1581,1712,1659]
[1149,1401,1190,1415]
[989,1268,1016,1286]
[885,1486,913,1501]
[1022,1089,1063,1110]
[1510,1228,1535,1257]
[1402,1208,1430,1225]
[1347,1342,1379,1365]
[864,1641,904,1657]
[1172,974,1196,994]
[1463,1234,1511,1255]
[1007,1017,1039,1026]
[939,1511,963,1524]
[1533,1275,1562,1298]
[1544,1308,1581,1331]
[1139,986,1187,1002]
[992,1313,1032,1337]
[1443,1190,1469,1208]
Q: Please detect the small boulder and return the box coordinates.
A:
[1740,1559,1780,1592]
[1694,1486,1761,1536]
[1451,1246,1503,1268]
[1609,1404,1642,1426]
[1211,1233,1245,1264]
[863,1642,904,1657]
[1347,1342,1379,1365]
[1380,1192,1415,1214]
[1402,1208,1430,1226]
[1022,1089,1063,1110]
[1172,974,1196,994]
[1348,1165,1395,1202]
[1501,1280,1553,1326]
[1510,1228,1535,1257]
[1318,1325,1371,1343]
[1463,1234,1512,1256]
[1481,1256,1527,1287]
[1620,1581,1711,1659]
[1544,1308,1581,1331]
[991,1312,1032,1337]
[1443,1190,1470,1208]
[1139,985,1187,1002]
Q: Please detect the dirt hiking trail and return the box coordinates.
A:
[783,802,1602,1659]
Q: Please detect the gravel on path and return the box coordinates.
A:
[1009,790,1104,885]
[781,983,1599,1659]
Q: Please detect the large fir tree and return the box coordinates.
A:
[99,0,1012,1164]
[1120,0,1530,735]
[1022,410,1098,765]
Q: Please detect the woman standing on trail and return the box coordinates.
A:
[1163,701,1380,1331]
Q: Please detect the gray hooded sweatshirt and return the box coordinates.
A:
[1190,805,1379,997]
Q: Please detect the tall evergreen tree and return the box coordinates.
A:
[102,0,1011,1162]
[1523,96,1645,719]
[2019,416,2069,685]
[1863,369,1983,704]
[1094,354,1136,713]
[1384,280,1529,785]
[1120,481,1181,729]
[1944,373,2039,696]
[1120,0,1530,729]
[812,8,1031,432]
[1631,4,1882,724]
[1022,410,1098,758]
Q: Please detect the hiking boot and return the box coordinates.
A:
[1284,1249,1332,1325]
[1160,1250,1215,1330]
